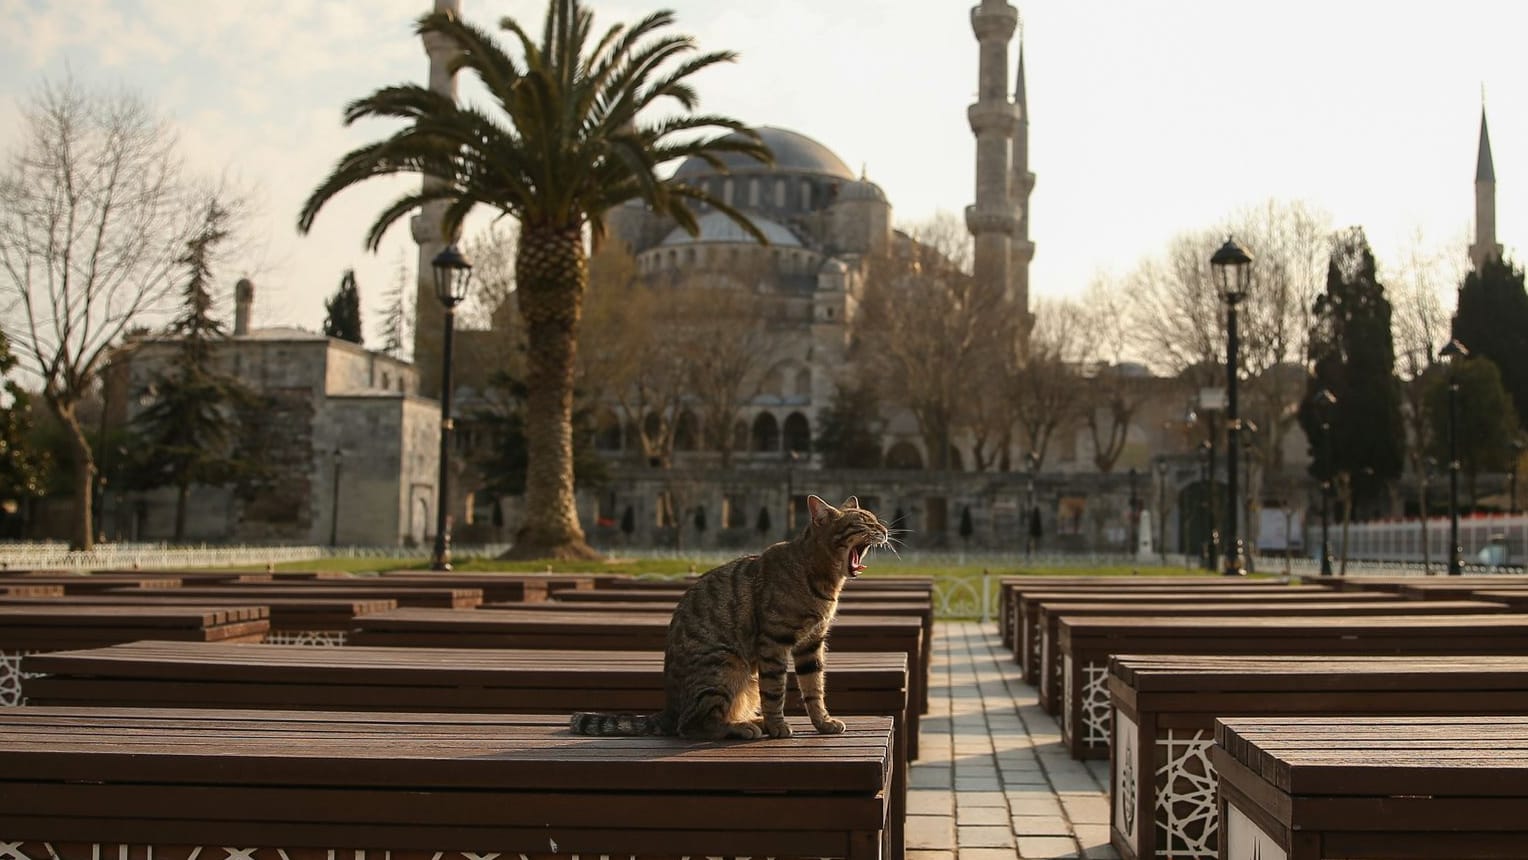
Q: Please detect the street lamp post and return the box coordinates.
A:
[1440,338,1469,576]
[1211,237,1253,576]
[1240,420,1258,573]
[1200,438,1215,570]
[430,245,473,572]
[1154,456,1169,562]
[330,447,343,547]
[1313,388,1337,576]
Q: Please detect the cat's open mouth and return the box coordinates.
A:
[848,545,868,577]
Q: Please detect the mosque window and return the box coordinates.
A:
[801,180,813,209]
[723,177,734,204]
[783,412,810,453]
[774,178,786,208]
[748,177,760,207]
[685,248,696,265]
[750,413,780,452]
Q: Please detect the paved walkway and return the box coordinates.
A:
[906,621,1117,860]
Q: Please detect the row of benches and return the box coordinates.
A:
[0,567,932,860]
[997,573,1528,860]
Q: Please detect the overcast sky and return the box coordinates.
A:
[1,0,1523,342]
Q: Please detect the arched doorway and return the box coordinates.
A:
[1178,481,1225,566]
[783,412,811,454]
[751,413,780,452]
[885,442,923,470]
[674,410,699,451]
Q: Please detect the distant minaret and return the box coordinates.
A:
[1469,106,1503,272]
[967,1,1020,310]
[411,0,463,397]
[1008,37,1035,337]
[233,278,254,336]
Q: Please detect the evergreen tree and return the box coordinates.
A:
[814,383,884,469]
[1296,227,1405,511]
[127,201,262,541]
[376,251,412,359]
[0,329,51,519]
[323,270,363,344]
[1423,357,1520,508]
[1453,255,1528,428]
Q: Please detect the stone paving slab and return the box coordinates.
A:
[912,621,1116,860]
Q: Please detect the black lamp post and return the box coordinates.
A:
[1200,438,1215,570]
[430,245,473,571]
[1025,451,1039,558]
[330,447,343,547]
[1240,419,1257,573]
[1211,237,1252,576]
[1313,387,1337,576]
[1439,338,1469,576]
[1154,456,1169,562]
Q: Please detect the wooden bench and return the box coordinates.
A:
[1015,587,1372,681]
[1000,577,1304,650]
[996,576,1299,647]
[1057,612,1528,759]
[531,592,936,714]
[106,583,484,608]
[0,605,269,706]
[352,607,927,757]
[1033,597,1504,715]
[23,640,910,860]
[0,593,397,646]
[370,572,599,602]
[0,583,64,597]
[1108,654,1528,860]
[1214,715,1528,860]
[0,707,894,860]
[0,574,186,593]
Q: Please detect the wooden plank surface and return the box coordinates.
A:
[1215,715,1528,796]
[106,584,483,608]
[0,707,893,792]
[0,594,396,630]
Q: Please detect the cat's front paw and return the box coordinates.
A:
[763,719,793,739]
[813,716,846,734]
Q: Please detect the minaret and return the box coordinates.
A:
[967,1,1020,307]
[411,0,463,397]
[1008,37,1035,337]
[1469,106,1503,272]
[233,278,254,336]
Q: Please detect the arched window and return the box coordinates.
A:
[783,412,811,454]
[748,177,760,207]
[751,413,780,453]
[885,442,924,470]
[593,408,622,451]
[723,177,735,204]
[774,178,787,208]
[800,179,813,209]
[675,410,699,451]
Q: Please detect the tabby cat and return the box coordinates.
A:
[570,494,889,740]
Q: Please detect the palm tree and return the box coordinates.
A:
[298,1,770,559]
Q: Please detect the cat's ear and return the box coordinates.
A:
[842,495,860,509]
[807,494,836,525]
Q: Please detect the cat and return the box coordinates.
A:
[570,494,890,740]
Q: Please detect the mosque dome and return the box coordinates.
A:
[661,210,802,247]
[836,178,888,204]
[674,126,855,181]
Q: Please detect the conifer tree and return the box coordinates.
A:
[1423,356,1520,508]
[127,201,261,541]
[1297,227,1405,511]
[323,270,364,344]
[1453,255,1528,428]
[0,329,51,516]
[814,382,884,469]
[376,251,412,360]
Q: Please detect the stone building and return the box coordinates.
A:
[101,280,441,547]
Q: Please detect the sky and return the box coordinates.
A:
[1,0,1524,342]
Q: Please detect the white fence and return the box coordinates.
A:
[1306,514,1528,569]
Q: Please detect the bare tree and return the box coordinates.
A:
[580,281,687,468]
[1072,276,1147,473]
[0,78,221,549]
[855,219,1007,470]
[671,285,770,467]
[1011,297,1086,468]
[459,221,519,331]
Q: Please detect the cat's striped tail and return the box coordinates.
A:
[569,711,672,736]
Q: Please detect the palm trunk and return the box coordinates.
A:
[501,224,600,560]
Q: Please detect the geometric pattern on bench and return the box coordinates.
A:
[0,650,36,707]
[1154,729,1216,860]
[1081,661,1110,746]
[263,630,348,647]
[0,844,652,860]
